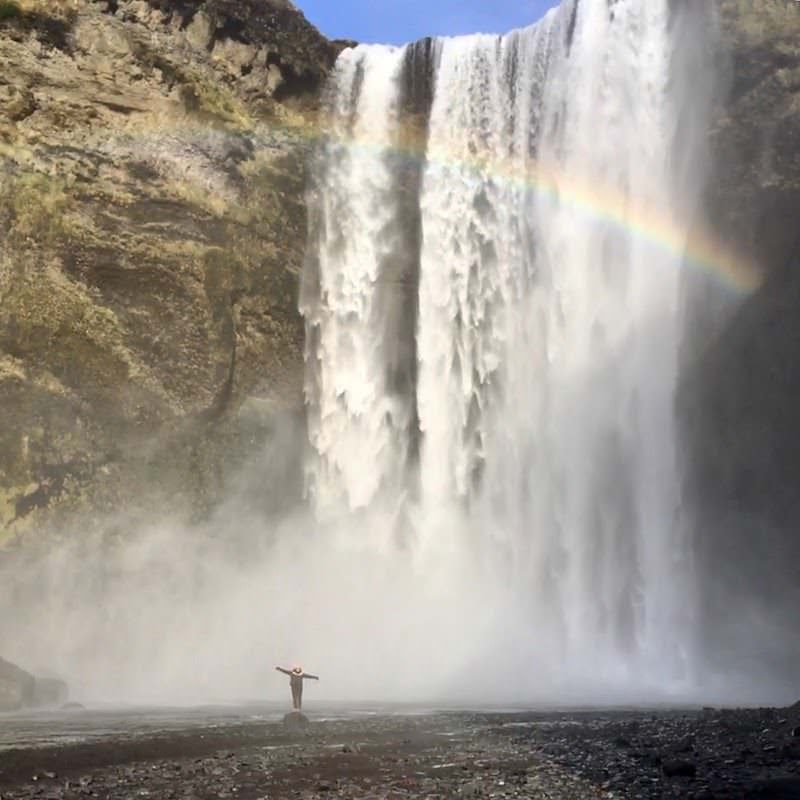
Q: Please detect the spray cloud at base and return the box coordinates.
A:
[2,0,796,709]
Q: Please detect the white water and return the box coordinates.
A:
[0,0,731,708]
[301,46,413,517]
[303,0,718,700]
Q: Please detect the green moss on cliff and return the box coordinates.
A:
[0,1,21,21]
[0,173,71,246]
[0,0,322,536]
[720,0,800,45]
[180,78,255,128]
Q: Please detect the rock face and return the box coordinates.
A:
[0,0,342,538]
[0,656,66,710]
[0,656,35,711]
[708,0,800,284]
[679,1,800,681]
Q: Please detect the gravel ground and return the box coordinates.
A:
[1,704,799,799]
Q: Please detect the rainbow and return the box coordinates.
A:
[301,113,762,295]
[48,105,760,295]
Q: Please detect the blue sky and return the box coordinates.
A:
[297,0,559,45]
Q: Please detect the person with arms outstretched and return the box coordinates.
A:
[275,665,319,710]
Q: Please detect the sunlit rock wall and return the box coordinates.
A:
[0,0,341,537]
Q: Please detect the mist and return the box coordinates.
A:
[0,480,628,707]
[3,0,799,713]
[3,438,798,709]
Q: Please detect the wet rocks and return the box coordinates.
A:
[485,703,800,799]
[750,775,800,799]
[1,703,800,799]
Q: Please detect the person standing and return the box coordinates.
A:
[275,665,319,710]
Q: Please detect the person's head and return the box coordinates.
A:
[292,666,303,674]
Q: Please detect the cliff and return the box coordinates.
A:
[684,2,800,507]
[0,0,340,537]
[708,0,800,286]
[679,0,800,676]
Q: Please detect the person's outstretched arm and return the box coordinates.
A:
[275,666,292,675]
[303,673,319,680]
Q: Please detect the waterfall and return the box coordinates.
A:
[303,0,718,699]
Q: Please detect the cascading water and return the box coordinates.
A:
[301,46,413,516]
[303,0,718,700]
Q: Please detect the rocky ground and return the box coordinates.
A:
[1,705,799,799]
